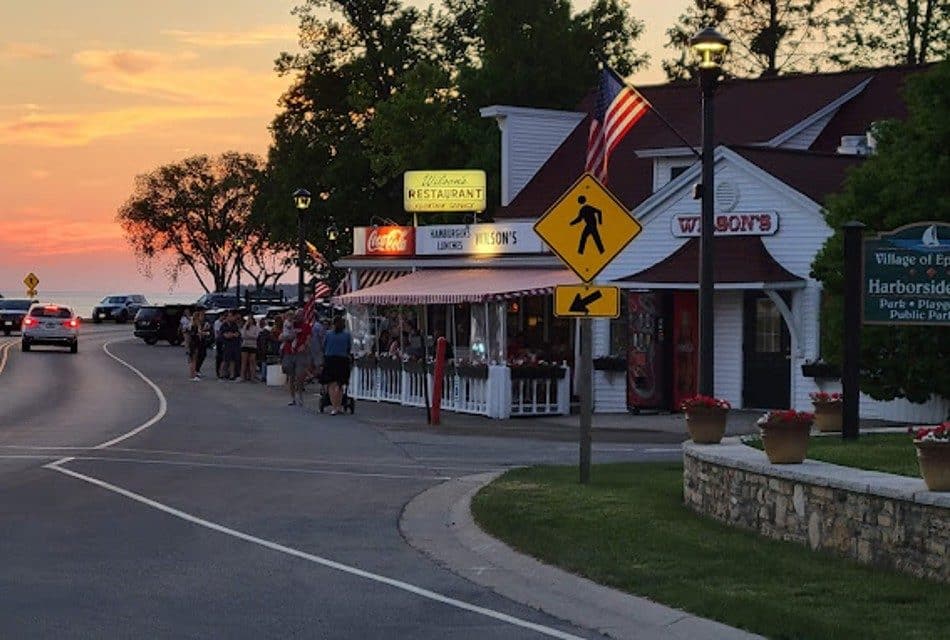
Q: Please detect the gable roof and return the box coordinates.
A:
[730,146,864,207]
[496,65,928,220]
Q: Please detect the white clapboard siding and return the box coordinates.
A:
[811,377,949,423]
[592,318,627,412]
[480,106,585,206]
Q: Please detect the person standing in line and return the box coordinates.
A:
[322,316,352,415]
[279,310,299,404]
[219,311,242,380]
[256,317,269,381]
[213,313,225,378]
[309,314,326,384]
[188,310,210,381]
[290,309,312,405]
[240,315,261,382]
[180,309,192,358]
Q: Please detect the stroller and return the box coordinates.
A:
[318,380,356,414]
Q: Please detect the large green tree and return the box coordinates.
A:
[259,0,648,257]
[663,0,831,80]
[117,152,264,293]
[811,61,949,404]
[829,0,948,68]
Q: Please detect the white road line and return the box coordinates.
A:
[93,339,167,449]
[44,461,585,640]
[67,456,452,481]
[0,338,17,376]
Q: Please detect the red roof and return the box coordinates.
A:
[497,65,929,220]
[730,146,864,206]
[618,237,803,285]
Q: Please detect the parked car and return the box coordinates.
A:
[195,292,240,310]
[92,294,148,323]
[0,298,36,335]
[133,304,192,345]
[21,303,80,353]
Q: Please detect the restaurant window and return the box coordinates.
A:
[670,165,690,181]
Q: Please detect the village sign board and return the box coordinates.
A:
[863,222,950,326]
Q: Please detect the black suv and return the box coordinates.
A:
[0,298,36,335]
[133,305,191,345]
[93,294,148,323]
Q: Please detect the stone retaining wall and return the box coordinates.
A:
[683,440,949,583]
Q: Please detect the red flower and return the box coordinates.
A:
[680,395,731,411]
[809,391,842,403]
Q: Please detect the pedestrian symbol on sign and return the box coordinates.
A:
[569,196,604,255]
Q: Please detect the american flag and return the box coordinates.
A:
[585,68,650,185]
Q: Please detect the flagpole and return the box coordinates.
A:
[606,67,702,162]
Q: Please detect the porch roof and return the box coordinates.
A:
[617,237,805,289]
[332,268,577,305]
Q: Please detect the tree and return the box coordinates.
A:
[663,0,831,80]
[811,62,949,404]
[118,152,263,293]
[829,0,948,68]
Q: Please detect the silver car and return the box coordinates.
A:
[21,304,80,353]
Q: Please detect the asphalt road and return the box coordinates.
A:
[0,326,676,639]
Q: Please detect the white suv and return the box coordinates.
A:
[22,304,80,353]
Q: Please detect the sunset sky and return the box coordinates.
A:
[0,1,687,296]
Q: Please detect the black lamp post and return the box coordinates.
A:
[690,26,730,397]
[293,188,312,306]
[235,237,244,309]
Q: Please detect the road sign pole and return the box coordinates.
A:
[578,317,592,484]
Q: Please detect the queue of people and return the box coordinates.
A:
[178,307,353,415]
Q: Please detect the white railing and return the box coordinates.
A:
[509,366,571,417]
[347,361,570,419]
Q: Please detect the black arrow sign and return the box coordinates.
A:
[569,290,603,314]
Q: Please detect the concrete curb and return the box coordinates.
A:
[400,472,763,640]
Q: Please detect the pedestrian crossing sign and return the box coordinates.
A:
[533,173,642,282]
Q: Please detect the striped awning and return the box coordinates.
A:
[333,268,578,305]
[334,269,411,296]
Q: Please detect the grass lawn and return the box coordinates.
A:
[472,463,949,640]
[745,433,920,477]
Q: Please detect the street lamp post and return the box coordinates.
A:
[235,237,244,309]
[690,27,730,397]
[293,188,312,306]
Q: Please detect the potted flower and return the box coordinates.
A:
[810,391,843,432]
[757,410,814,464]
[909,423,950,491]
[680,395,731,444]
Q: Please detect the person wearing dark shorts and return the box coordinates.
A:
[219,311,242,380]
[322,316,352,415]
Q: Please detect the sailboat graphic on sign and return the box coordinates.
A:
[922,224,940,247]
[887,222,950,253]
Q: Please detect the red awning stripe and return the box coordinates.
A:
[334,269,411,296]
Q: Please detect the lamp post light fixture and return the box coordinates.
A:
[689,26,729,397]
[326,224,339,243]
[293,188,312,305]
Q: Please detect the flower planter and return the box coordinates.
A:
[914,441,950,491]
[760,419,813,464]
[685,406,728,444]
[812,400,842,432]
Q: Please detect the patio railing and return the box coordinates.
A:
[348,360,570,419]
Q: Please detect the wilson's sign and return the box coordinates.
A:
[671,212,778,237]
[404,170,487,212]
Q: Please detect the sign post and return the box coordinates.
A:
[24,272,39,299]
[535,173,642,484]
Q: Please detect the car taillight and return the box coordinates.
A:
[22,317,36,327]
[64,318,80,328]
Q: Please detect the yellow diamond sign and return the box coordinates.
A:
[554,285,620,318]
[534,174,642,282]
[23,272,39,290]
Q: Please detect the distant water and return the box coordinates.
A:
[0,290,202,319]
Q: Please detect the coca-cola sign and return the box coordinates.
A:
[365,226,415,255]
[671,212,779,237]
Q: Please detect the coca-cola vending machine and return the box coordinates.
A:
[626,292,670,411]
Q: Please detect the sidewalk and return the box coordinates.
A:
[401,471,764,640]
[353,398,904,443]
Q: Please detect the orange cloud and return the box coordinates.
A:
[161,25,296,48]
[0,42,56,61]
[0,214,123,258]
